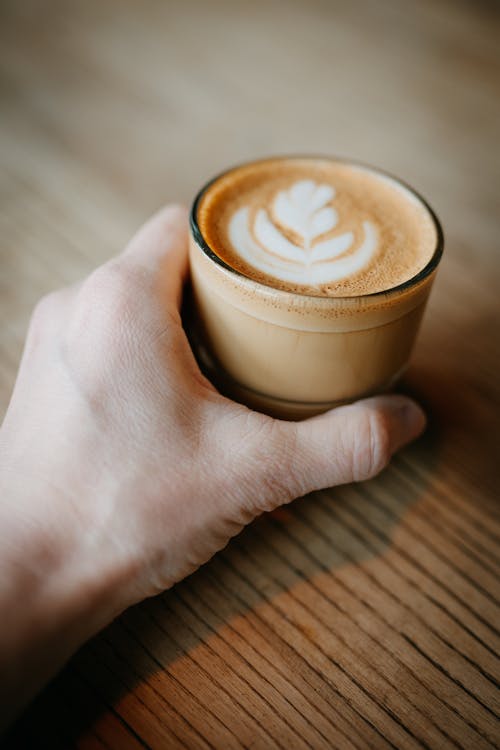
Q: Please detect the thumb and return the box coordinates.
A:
[273,395,426,498]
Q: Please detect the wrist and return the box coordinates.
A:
[0,468,134,727]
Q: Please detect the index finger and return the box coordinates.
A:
[121,204,189,309]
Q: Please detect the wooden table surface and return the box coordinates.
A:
[1,0,499,747]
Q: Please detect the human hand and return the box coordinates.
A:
[0,205,425,723]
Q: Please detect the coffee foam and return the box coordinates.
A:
[196,158,438,297]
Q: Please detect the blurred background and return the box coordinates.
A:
[1,0,499,415]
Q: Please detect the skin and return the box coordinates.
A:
[0,205,425,729]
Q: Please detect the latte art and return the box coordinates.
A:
[196,157,437,296]
[228,180,378,285]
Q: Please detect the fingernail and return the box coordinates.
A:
[398,400,427,438]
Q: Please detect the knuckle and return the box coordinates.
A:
[250,420,302,511]
[27,291,62,347]
[81,260,141,308]
[156,203,187,231]
[71,261,143,344]
[354,409,392,481]
[30,292,58,327]
[62,263,146,396]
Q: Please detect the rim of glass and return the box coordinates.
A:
[190,155,444,301]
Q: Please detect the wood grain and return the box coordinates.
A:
[1,0,499,747]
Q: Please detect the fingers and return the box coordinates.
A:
[270,395,426,499]
[61,205,191,371]
[121,204,189,309]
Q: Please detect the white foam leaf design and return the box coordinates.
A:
[273,180,337,247]
[227,180,379,285]
[310,207,337,238]
[311,232,354,263]
[254,209,305,263]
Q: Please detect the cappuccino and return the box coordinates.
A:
[197,158,436,297]
[189,157,442,419]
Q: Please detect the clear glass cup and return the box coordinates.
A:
[187,157,443,420]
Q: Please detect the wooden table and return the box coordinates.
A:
[1,1,499,747]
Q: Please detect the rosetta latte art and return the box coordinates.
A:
[228,180,377,285]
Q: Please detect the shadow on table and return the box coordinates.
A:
[5,415,442,749]
[401,287,500,501]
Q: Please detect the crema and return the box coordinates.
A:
[196,158,437,297]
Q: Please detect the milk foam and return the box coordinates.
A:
[197,158,438,296]
[228,180,378,285]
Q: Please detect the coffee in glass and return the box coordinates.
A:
[188,157,443,419]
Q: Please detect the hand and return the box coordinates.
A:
[0,205,425,725]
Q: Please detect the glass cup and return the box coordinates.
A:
[187,157,443,420]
